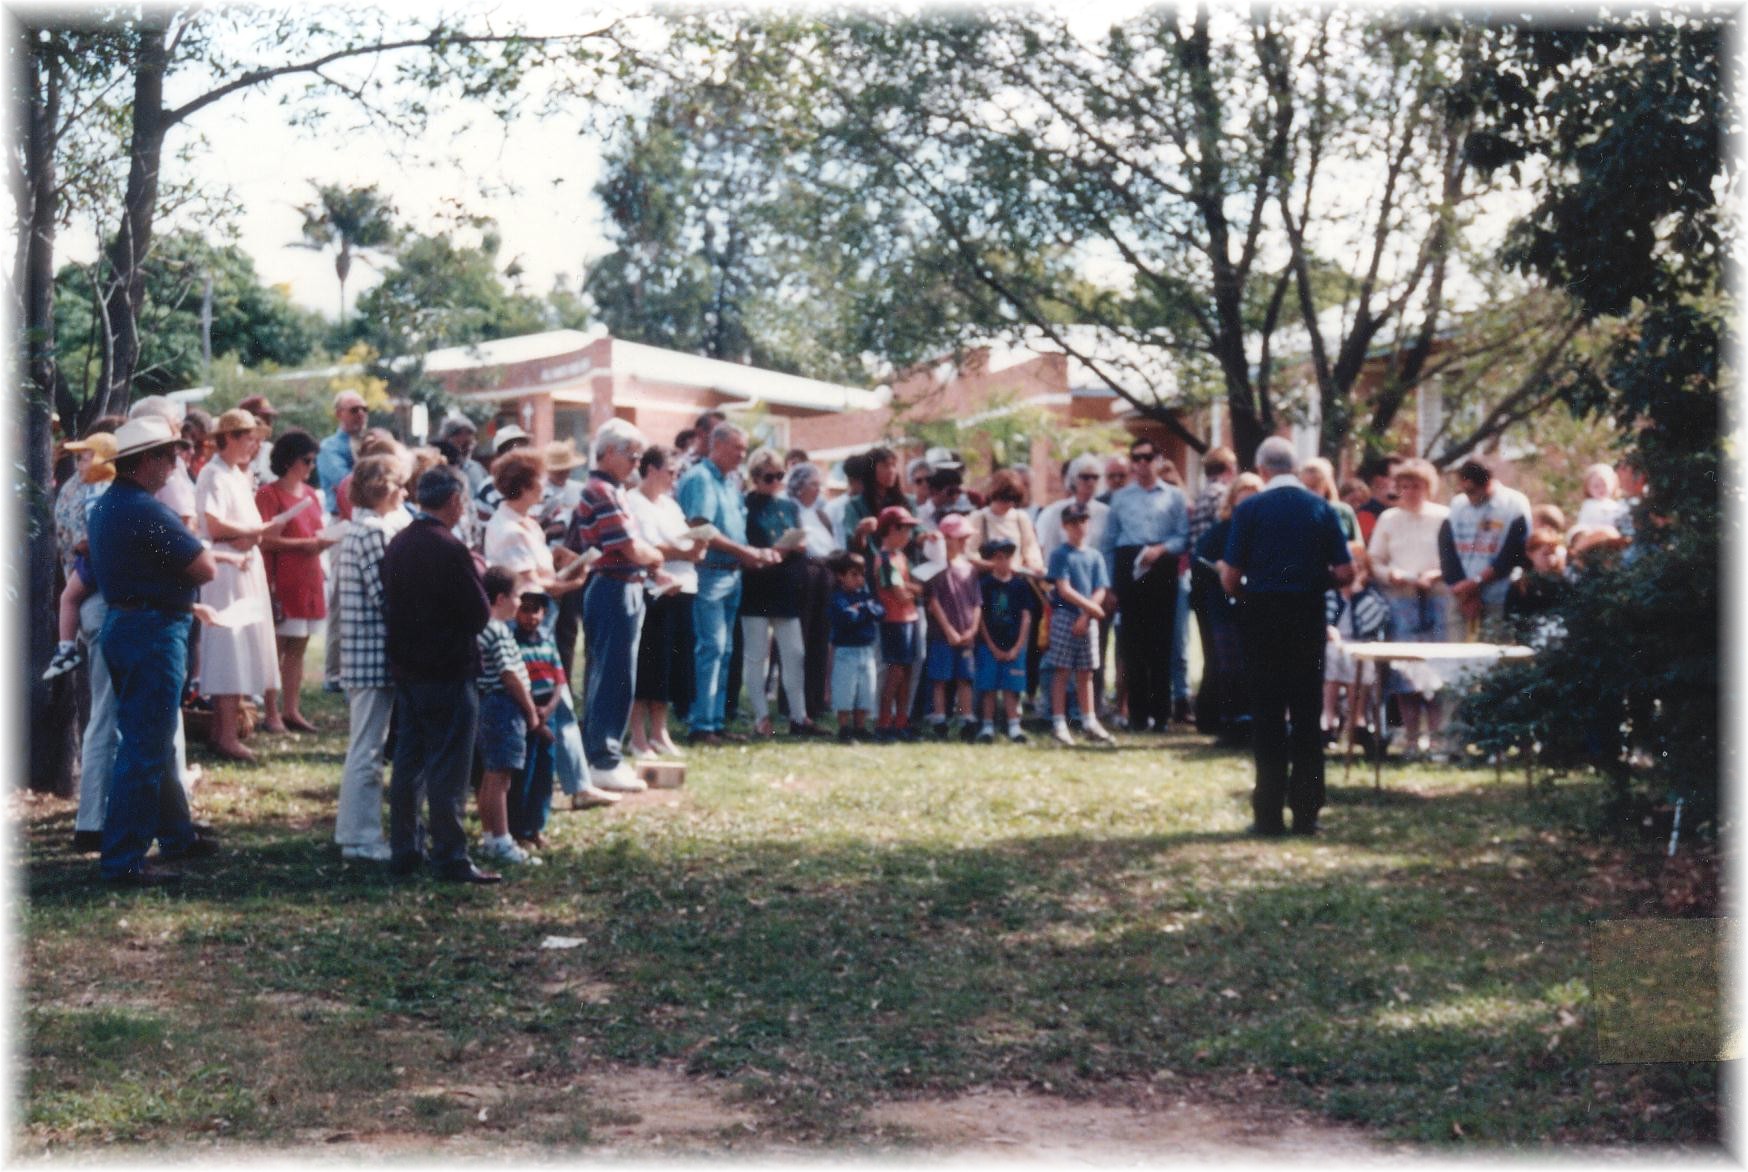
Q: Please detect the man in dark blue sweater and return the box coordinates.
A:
[1221,437,1354,838]
[382,467,496,883]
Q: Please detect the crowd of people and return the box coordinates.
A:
[49,393,1644,883]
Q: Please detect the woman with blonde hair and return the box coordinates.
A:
[1366,457,1451,758]
[1300,456,1360,542]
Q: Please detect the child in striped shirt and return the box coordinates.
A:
[476,566,542,867]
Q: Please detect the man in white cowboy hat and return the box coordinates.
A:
[317,389,370,513]
[536,439,588,540]
[84,416,221,886]
[128,395,196,528]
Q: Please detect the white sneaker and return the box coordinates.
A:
[340,842,392,861]
[1084,721,1115,744]
[630,745,661,762]
[591,763,647,793]
[1051,723,1076,747]
[479,835,539,865]
[570,785,623,810]
[652,735,686,758]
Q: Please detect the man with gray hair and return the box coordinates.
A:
[676,422,780,745]
[382,466,498,883]
[1219,436,1353,838]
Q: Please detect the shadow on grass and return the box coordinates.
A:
[21,786,1720,1148]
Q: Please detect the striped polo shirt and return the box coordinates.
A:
[565,470,644,580]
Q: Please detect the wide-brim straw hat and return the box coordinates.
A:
[212,407,270,438]
[104,417,189,462]
[543,440,585,472]
[64,432,118,461]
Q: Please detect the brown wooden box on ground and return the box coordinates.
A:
[637,762,686,790]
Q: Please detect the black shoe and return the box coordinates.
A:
[837,726,855,744]
[105,865,182,888]
[1247,822,1287,839]
[932,721,949,740]
[687,731,725,748]
[436,860,502,885]
[388,852,425,877]
[1173,697,1193,724]
[1290,822,1319,838]
[158,833,220,862]
[70,830,103,853]
[788,721,826,738]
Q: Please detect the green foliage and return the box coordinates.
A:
[348,222,550,394]
[52,231,323,405]
[1455,14,1729,834]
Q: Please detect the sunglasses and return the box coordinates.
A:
[341,404,367,415]
[758,472,783,484]
[1130,452,1157,463]
[1076,473,1100,482]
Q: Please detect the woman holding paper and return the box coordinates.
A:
[256,429,338,734]
[195,408,288,761]
[741,448,822,737]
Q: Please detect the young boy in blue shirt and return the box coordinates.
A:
[1044,504,1114,746]
[827,551,885,742]
[974,539,1035,744]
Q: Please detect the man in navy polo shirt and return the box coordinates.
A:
[1221,437,1353,838]
[85,417,218,886]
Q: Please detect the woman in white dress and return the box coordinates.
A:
[195,408,288,762]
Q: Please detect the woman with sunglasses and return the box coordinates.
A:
[1036,454,1110,561]
[740,449,824,736]
[256,429,340,735]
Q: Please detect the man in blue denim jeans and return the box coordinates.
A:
[84,417,218,887]
[675,423,780,746]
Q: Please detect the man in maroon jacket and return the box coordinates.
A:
[382,467,498,884]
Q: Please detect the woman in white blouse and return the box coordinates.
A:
[624,444,705,758]
[1366,458,1453,756]
[482,448,583,635]
[195,408,289,762]
[967,468,1044,573]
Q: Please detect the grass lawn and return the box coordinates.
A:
[18,682,1722,1156]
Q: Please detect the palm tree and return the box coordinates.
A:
[294,183,399,322]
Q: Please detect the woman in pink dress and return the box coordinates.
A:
[257,429,339,733]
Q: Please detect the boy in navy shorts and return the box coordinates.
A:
[476,566,543,867]
[975,538,1036,743]
[923,513,980,740]
[1044,504,1114,746]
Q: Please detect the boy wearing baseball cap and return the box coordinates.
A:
[923,513,981,740]
[1044,503,1115,746]
[974,538,1036,743]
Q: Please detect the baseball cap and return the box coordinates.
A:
[937,513,971,539]
[979,538,1018,559]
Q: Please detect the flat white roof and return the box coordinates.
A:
[610,339,886,413]
[422,327,606,375]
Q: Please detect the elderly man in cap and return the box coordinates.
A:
[317,390,370,513]
[84,417,219,885]
[382,466,499,883]
[471,424,532,522]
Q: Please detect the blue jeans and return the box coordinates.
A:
[548,698,585,795]
[688,567,742,733]
[511,724,554,840]
[98,607,196,878]
[389,678,477,869]
[583,575,646,770]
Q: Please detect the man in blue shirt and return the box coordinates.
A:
[675,423,778,744]
[1221,437,1353,838]
[85,417,218,886]
[1099,437,1189,731]
[316,390,369,513]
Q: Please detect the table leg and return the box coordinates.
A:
[1342,660,1366,783]
[1373,661,1387,792]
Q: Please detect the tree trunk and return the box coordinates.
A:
[95,17,170,419]
[23,30,79,796]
